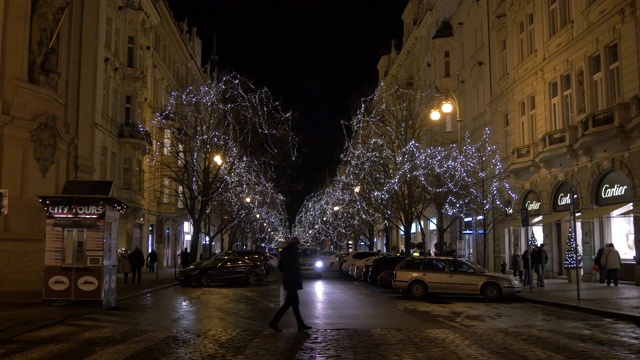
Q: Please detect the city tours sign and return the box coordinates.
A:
[596,170,633,206]
[46,203,106,219]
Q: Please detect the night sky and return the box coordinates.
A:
[166,0,408,223]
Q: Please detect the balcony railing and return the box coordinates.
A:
[512,143,537,163]
[541,125,577,150]
[118,122,152,145]
[580,108,614,134]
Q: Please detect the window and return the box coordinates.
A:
[423,259,446,271]
[134,158,143,193]
[607,43,621,105]
[127,36,135,67]
[550,80,561,130]
[163,178,170,203]
[528,96,536,143]
[163,129,171,155]
[444,51,450,78]
[63,229,87,266]
[549,0,571,37]
[177,186,184,208]
[575,67,586,115]
[123,156,131,189]
[519,100,527,145]
[503,113,510,158]
[125,95,132,124]
[106,17,113,51]
[449,260,473,273]
[400,259,423,270]
[590,53,604,111]
[100,147,108,180]
[561,73,573,126]
[500,39,507,76]
[518,21,526,62]
[527,13,535,55]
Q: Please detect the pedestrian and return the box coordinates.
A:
[594,245,606,283]
[269,237,312,332]
[119,249,131,284]
[511,248,524,281]
[601,243,622,287]
[533,244,549,287]
[129,246,145,284]
[522,248,533,287]
[147,248,158,273]
[180,247,191,269]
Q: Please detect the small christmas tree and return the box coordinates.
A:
[529,230,538,247]
[563,227,583,268]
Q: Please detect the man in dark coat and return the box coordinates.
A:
[269,237,312,332]
[147,249,158,273]
[129,246,145,284]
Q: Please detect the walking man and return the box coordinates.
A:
[269,237,312,332]
[601,243,622,286]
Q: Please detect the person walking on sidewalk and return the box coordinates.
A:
[180,248,191,269]
[522,248,533,287]
[129,246,145,284]
[511,248,524,281]
[533,244,548,287]
[147,248,158,273]
[601,243,622,286]
[269,237,312,332]
[119,249,131,284]
[594,245,606,283]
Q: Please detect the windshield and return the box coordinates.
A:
[299,248,319,258]
[461,259,488,273]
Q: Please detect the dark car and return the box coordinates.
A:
[178,257,266,286]
[368,256,409,285]
[377,270,395,289]
[218,250,273,275]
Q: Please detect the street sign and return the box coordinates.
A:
[520,208,529,227]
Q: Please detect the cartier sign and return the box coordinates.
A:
[597,170,632,206]
[553,182,579,212]
[522,190,541,216]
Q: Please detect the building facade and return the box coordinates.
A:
[0,0,207,302]
[379,0,640,284]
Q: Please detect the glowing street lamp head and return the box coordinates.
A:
[213,154,223,165]
[430,109,441,121]
[245,197,251,203]
[333,206,340,211]
[441,101,454,114]
[354,185,361,193]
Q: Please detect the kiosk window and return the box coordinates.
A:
[63,229,87,266]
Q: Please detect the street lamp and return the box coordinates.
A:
[429,91,462,150]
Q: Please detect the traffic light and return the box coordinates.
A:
[0,189,7,215]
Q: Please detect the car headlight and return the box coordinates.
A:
[511,278,521,286]
[314,260,324,268]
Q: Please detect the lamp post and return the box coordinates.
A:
[429,88,463,257]
[429,91,462,151]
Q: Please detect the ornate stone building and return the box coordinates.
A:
[379,0,640,284]
[0,0,208,302]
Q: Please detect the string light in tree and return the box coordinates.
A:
[564,227,583,269]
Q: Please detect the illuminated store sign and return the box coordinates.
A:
[522,191,541,216]
[47,204,105,219]
[597,170,632,206]
[553,182,580,212]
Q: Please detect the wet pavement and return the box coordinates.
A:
[1,269,639,358]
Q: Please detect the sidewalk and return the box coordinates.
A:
[0,268,179,338]
[516,277,640,324]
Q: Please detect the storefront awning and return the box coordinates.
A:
[618,207,640,216]
[576,204,626,220]
[537,212,571,224]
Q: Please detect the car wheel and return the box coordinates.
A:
[247,271,258,285]
[409,281,428,298]
[199,274,211,287]
[482,283,502,301]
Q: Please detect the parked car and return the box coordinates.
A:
[319,250,342,271]
[339,251,380,276]
[392,256,523,301]
[353,256,379,280]
[298,247,325,277]
[178,256,266,286]
[267,254,279,269]
[217,250,273,275]
[333,253,349,271]
[377,270,395,289]
[368,256,408,285]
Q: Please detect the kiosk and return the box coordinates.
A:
[39,180,127,307]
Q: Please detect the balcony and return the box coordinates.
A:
[118,122,152,152]
[537,125,578,170]
[508,143,539,180]
[574,103,631,156]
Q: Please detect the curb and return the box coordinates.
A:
[520,296,640,325]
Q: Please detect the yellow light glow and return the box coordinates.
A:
[430,109,441,121]
[441,101,453,113]
[213,154,223,165]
